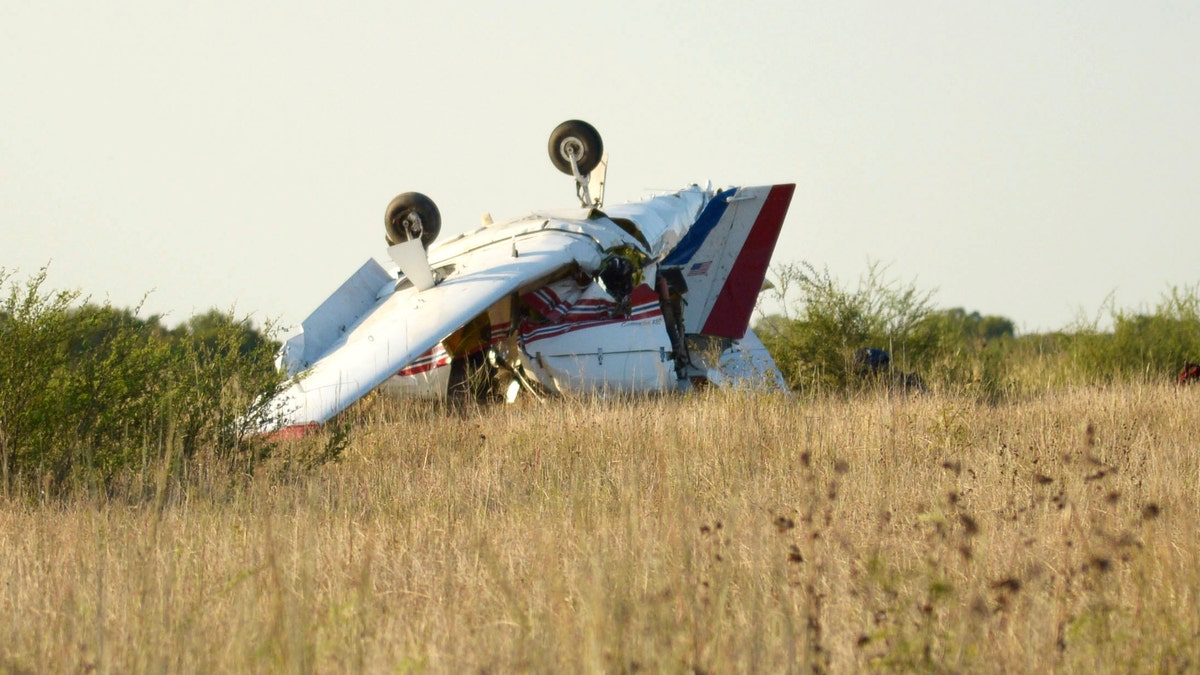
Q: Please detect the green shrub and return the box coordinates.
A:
[758,262,1200,397]
[756,262,1018,398]
[757,261,940,393]
[0,268,287,498]
[1053,285,1200,385]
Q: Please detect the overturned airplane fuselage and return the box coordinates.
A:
[267,123,793,432]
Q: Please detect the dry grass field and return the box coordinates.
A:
[2,385,1198,673]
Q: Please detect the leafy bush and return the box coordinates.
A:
[757,261,939,393]
[913,307,1016,398]
[758,262,1200,397]
[0,268,287,498]
[1045,285,1200,386]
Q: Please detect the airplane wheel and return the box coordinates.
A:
[384,192,441,248]
[548,120,603,176]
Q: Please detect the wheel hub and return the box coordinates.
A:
[395,212,422,240]
[559,137,584,162]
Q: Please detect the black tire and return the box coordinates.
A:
[547,120,603,176]
[384,192,441,248]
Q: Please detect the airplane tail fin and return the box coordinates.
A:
[660,184,795,339]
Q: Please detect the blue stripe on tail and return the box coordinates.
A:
[660,188,737,266]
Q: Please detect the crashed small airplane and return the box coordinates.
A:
[267,120,794,433]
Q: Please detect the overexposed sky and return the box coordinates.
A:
[3,1,1197,333]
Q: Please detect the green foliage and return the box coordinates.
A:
[758,261,1200,397]
[0,267,288,498]
[757,261,940,393]
[915,307,1017,399]
[163,308,290,467]
[1061,286,1200,383]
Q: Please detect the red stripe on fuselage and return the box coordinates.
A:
[699,184,795,338]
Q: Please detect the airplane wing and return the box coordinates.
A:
[660,184,795,339]
[268,229,604,430]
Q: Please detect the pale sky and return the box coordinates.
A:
[3,1,1197,334]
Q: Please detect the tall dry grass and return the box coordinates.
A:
[2,385,1198,672]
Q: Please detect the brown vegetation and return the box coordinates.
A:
[2,386,1198,672]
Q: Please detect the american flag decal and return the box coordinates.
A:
[687,261,712,276]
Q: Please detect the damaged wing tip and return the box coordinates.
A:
[265,422,319,441]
